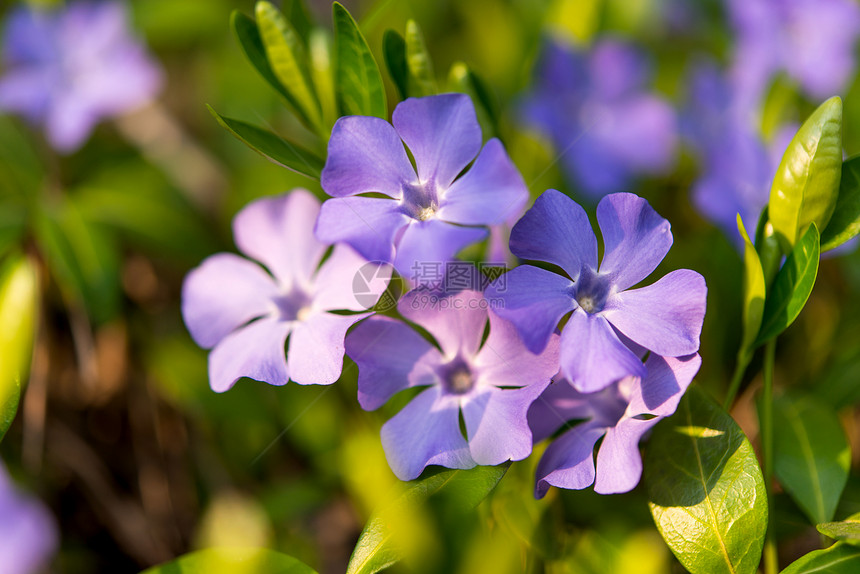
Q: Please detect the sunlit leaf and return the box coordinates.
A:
[208,106,324,179]
[817,513,860,545]
[755,223,820,345]
[447,62,498,139]
[768,96,842,252]
[231,11,294,103]
[142,547,318,574]
[771,393,850,524]
[737,215,765,360]
[405,20,436,97]
[346,464,508,574]
[0,256,38,443]
[645,385,767,574]
[781,542,860,574]
[821,155,860,251]
[333,2,386,119]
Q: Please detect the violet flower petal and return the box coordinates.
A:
[321,115,415,198]
[315,196,412,264]
[208,317,291,392]
[473,312,560,389]
[181,253,278,349]
[392,94,482,189]
[0,462,57,574]
[603,269,707,357]
[288,312,368,386]
[381,386,475,480]
[534,422,605,498]
[596,193,672,291]
[312,244,390,313]
[593,417,657,494]
[399,289,488,358]
[629,353,701,417]
[392,219,487,277]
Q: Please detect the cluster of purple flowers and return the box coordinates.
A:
[183,93,707,496]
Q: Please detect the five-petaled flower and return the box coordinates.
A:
[486,189,706,393]
[0,1,163,152]
[529,352,701,496]
[316,93,528,277]
[182,190,389,391]
[346,289,559,480]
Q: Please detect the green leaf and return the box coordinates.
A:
[768,96,842,252]
[208,107,323,179]
[737,215,766,360]
[821,155,860,251]
[0,256,38,443]
[346,464,508,574]
[771,393,850,524]
[333,2,386,119]
[818,513,860,545]
[404,20,436,97]
[645,385,767,574]
[255,1,322,132]
[755,223,820,345]
[382,30,408,101]
[447,63,499,139]
[141,547,318,574]
[781,542,860,574]
[231,11,295,104]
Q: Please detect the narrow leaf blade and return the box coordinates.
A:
[382,30,408,101]
[737,215,766,358]
[333,2,386,119]
[142,547,318,574]
[645,385,767,574]
[231,11,294,103]
[782,543,860,574]
[404,20,436,97]
[208,106,323,179]
[817,513,860,545]
[771,393,850,524]
[821,155,860,251]
[755,223,820,345]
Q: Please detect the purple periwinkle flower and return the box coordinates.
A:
[520,38,677,198]
[486,190,707,393]
[0,1,163,152]
[346,289,559,480]
[315,94,528,276]
[182,190,390,391]
[727,0,860,105]
[0,461,57,574]
[530,353,701,496]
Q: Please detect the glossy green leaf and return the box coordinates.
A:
[447,63,498,139]
[737,215,766,359]
[405,20,436,97]
[208,107,323,179]
[645,385,767,574]
[768,96,842,252]
[333,2,386,119]
[821,155,860,251]
[817,513,860,545]
[346,464,508,574]
[382,30,408,100]
[771,393,850,524]
[0,256,38,443]
[781,542,860,574]
[142,547,318,574]
[231,11,294,103]
[755,223,820,345]
[255,1,322,132]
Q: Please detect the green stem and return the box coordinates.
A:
[762,339,778,574]
[723,353,751,410]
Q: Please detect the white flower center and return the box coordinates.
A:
[296,306,312,322]
[577,294,596,314]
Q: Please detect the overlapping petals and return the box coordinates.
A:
[182,190,389,391]
[316,94,527,276]
[346,289,559,480]
[531,353,701,497]
[487,189,706,393]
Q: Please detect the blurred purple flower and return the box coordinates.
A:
[0,1,163,153]
[346,289,559,480]
[316,94,528,276]
[0,462,57,574]
[530,353,701,496]
[520,38,677,198]
[486,190,706,393]
[727,0,860,105]
[182,190,390,391]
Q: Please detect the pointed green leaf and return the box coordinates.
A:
[208,106,323,179]
[142,547,318,574]
[781,542,860,574]
[817,513,860,545]
[0,256,38,443]
[645,385,767,574]
[382,30,408,101]
[821,155,860,251]
[768,96,842,252]
[755,223,820,345]
[256,1,322,132]
[333,2,386,119]
[405,20,436,97]
[771,393,850,524]
[231,11,294,103]
[447,63,499,139]
[737,215,766,359]
[346,464,508,574]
